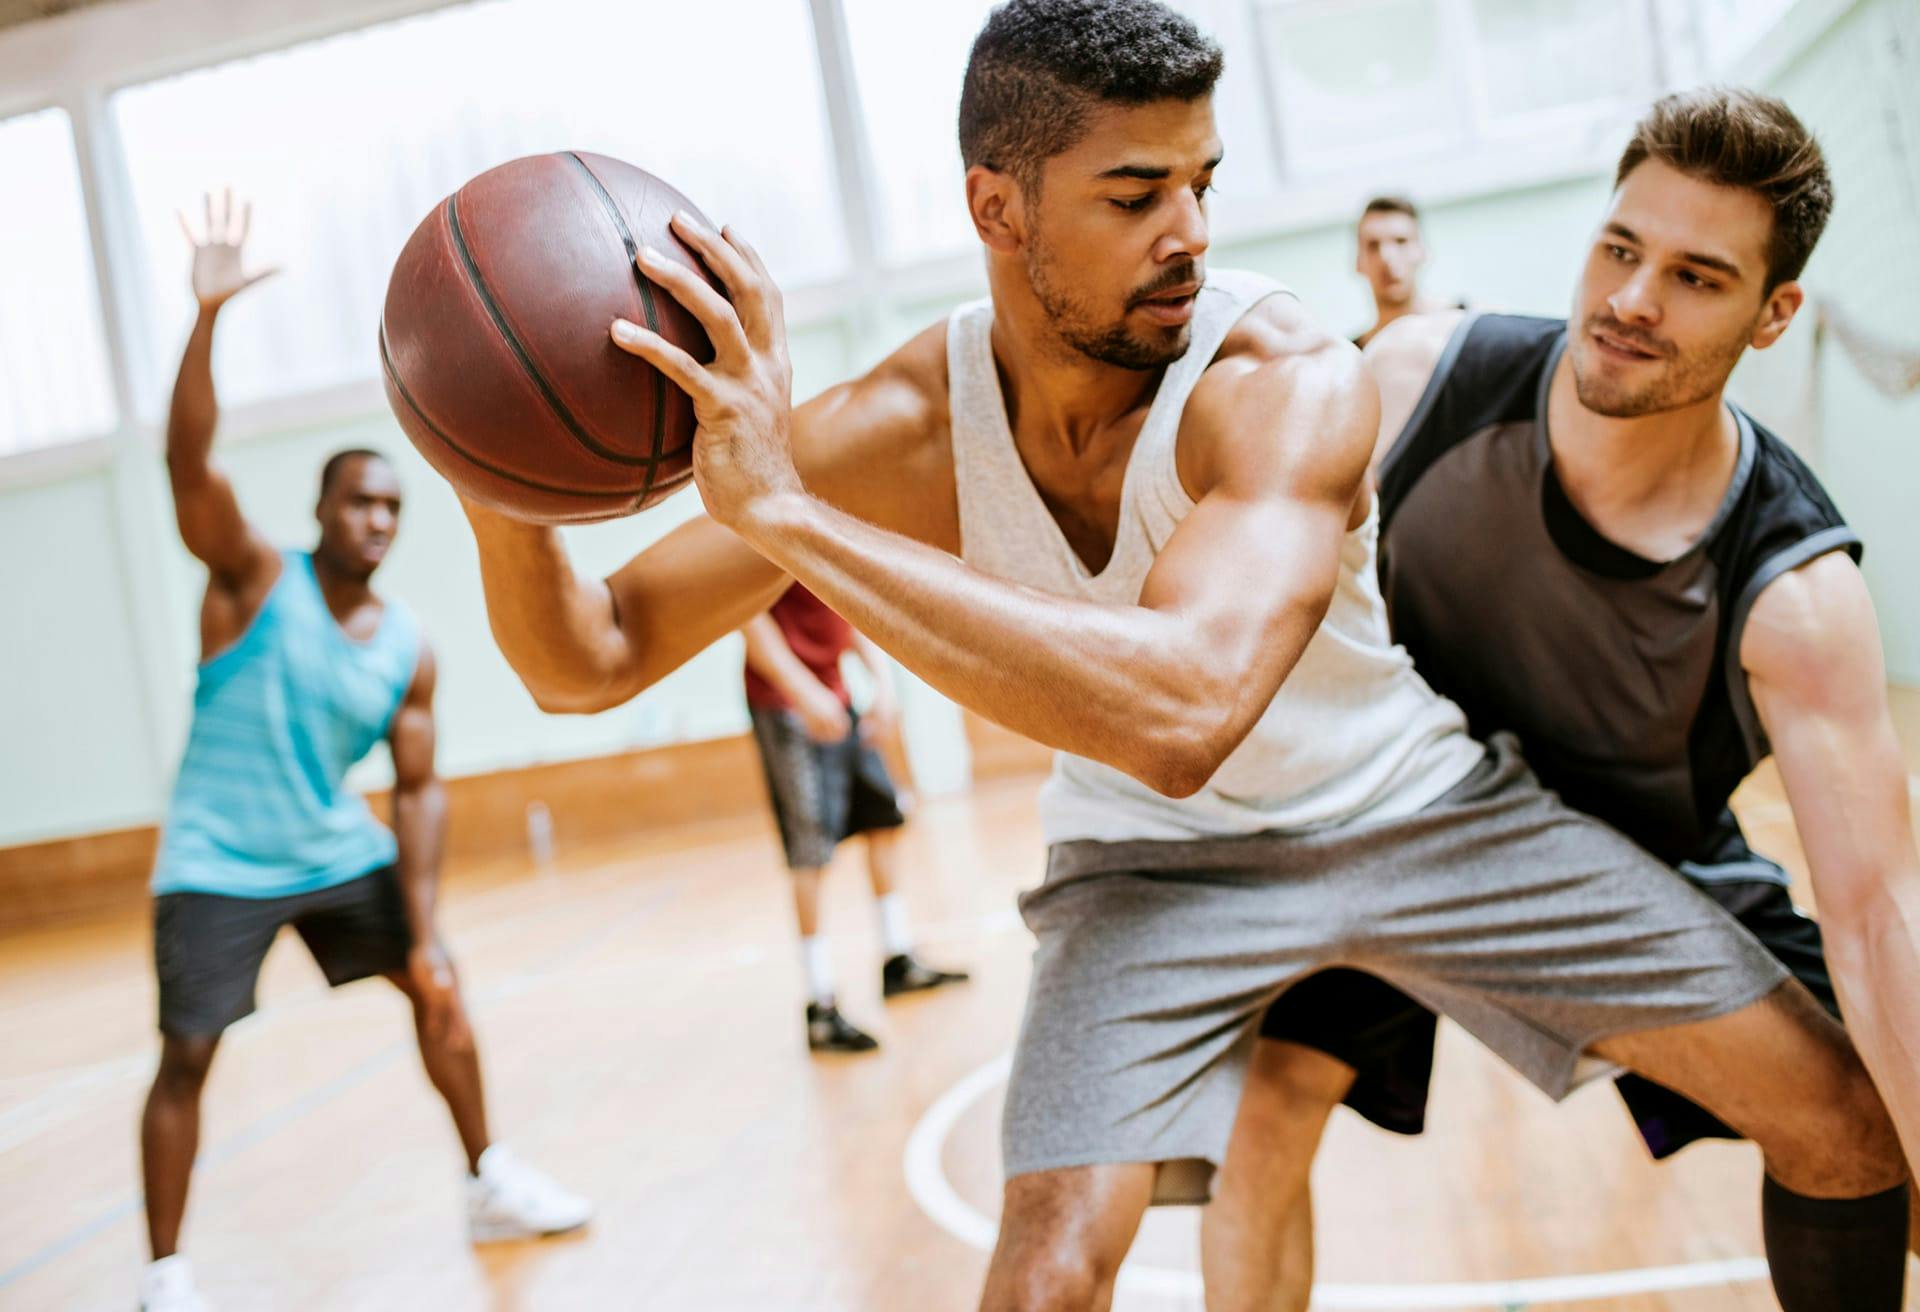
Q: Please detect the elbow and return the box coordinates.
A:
[527,681,614,715]
[1135,723,1235,800]
[522,665,634,716]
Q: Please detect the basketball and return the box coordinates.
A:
[379,152,715,524]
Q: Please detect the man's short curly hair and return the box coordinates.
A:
[958,0,1224,194]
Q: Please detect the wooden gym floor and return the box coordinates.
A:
[2,690,1917,1311]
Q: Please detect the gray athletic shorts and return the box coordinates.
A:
[1003,734,1789,1203]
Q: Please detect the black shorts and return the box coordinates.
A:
[1259,865,1834,1155]
[153,865,412,1038]
[748,706,905,870]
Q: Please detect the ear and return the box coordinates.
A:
[966,164,1024,255]
[1750,279,1804,351]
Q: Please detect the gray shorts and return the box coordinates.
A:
[1003,734,1789,1203]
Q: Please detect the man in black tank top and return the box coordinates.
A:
[1239,89,1920,1305]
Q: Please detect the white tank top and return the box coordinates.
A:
[947,269,1482,844]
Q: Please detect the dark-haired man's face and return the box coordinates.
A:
[1569,158,1798,418]
[1024,98,1219,370]
[315,455,402,581]
[1356,211,1425,308]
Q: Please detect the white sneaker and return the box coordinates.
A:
[467,1145,592,1242]
[140,1255,211,1312]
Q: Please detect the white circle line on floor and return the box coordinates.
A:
[902,1052,1771,1308]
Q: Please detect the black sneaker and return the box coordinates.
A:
[806,1002,880,1053]
[882,953,971,998]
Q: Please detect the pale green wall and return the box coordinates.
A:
[3,1,1914,847]
[1743,0,1920,681]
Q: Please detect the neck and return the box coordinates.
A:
[310,549,376,613]
[1545,350,1739,531]
[987,266,1163,457]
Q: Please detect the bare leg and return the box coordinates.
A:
[141,1033,220,1260]
[1202,1040,1355,1312]
[1593,981,1907,1310]
[981,1163,1156,1312]
[386,971,490,1172]
[864,828,902,899]
[789,866,825,938]
[1590,981,1903,1196]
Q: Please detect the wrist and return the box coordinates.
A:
[732,487,816,552]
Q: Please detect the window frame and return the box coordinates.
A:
[0,0,1833,489]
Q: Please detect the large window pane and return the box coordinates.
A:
[1470,0,1655,121]
[0,109,117,457]
[845,0,1280,264]
[843,0,998,266]
[1256,0,1465,175]
[115,0,846,412]
[1691,0,1799,74]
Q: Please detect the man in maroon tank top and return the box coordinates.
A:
[744,584,968,1053]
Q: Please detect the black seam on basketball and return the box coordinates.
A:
[379,324,615,501]
[443,189,650,468]
[562,151,669,506]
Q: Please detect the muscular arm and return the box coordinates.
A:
[388,643,447,946]
[461,335,943,713]
[166,306,278,589]
[733,332,1377,797]
[1745,553,1920,1163]
[168,197,279,594]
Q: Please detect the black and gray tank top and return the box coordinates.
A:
[1377,313,1862,876]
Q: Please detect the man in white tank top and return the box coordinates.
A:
[454,3,1906,1306]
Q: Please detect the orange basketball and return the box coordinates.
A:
[380,152,715,523]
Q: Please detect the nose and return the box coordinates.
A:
[1608,266,1662,327]
[1156,189,1210,265]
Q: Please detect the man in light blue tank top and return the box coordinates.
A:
[139,195,587,1312]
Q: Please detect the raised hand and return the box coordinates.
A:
[177,187,278,312]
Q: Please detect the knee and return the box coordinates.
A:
[987,1174,1140,1312]
[986,1246,1120,1312]
[154,1037,217,1097]
[1765,1048,1903,1181]
[1243,1042,1353,1137]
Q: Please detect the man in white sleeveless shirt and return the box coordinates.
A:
[456,2,1904,1306]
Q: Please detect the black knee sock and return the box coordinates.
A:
[1761,1175,1908,1311]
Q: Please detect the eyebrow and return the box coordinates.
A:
[1097,153,1223,181]
[1604,222,1744,279]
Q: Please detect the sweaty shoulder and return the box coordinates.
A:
[794,319,958,548]
[1363,309,1467,465]
[1178,292,1378,507]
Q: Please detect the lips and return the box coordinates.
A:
[1590,327,1662,361]
[1135,282,1200,326]
[1137,294,1196,326]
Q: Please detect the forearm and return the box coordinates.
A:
[392,778,448,945]
[462,502,630,711]
[737,494,1285,793]
[165,308,221,482]
[1825,898,1920,1165]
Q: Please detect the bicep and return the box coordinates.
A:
[1746,557,1913,904]
[1140,349,1373,675]
[171,461,276,587]
[389,646,439,788]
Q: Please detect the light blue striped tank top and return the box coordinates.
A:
[152,551,421,898]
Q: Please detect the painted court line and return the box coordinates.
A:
[902,1052,1771,1309]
